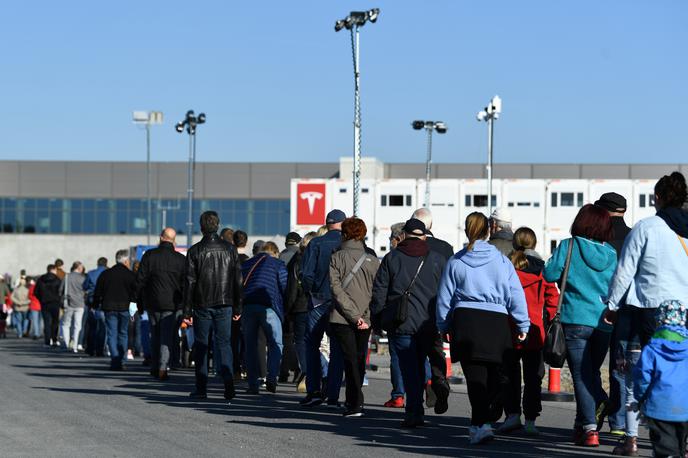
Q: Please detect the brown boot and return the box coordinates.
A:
[612,436,638,456]
[158,369,169,381]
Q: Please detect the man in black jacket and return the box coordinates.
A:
[136,228,186,380]
[34,264,62,347]
[93,250,137,370]
[412,208,454,261]
[185,211,243,401]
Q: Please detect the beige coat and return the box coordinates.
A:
[329,240,380,326]
[11,285,30,313]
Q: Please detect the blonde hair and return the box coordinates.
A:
[261,241,280,258]
[316,225,328,237]
[465,212,489,251]
[300,231,317,252]
[509,227,537,271]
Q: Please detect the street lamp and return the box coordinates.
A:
[175,110,206,248]
[132,110,163,246]
[412,120,448,208]
[476,95,502,216]
[334,8,380,216]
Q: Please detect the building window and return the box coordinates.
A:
[577,192,584,207]
[465,195,471,206]
[474,195,488,207]
[560,192,574,207]
[381,195,387,206]
[639,194,646,208]
[388,195,404,207]
[551,193,558,208]
[405,195,412,206]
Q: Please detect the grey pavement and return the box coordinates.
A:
[0,336,652,457]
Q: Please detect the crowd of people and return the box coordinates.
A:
[2,171,688,457]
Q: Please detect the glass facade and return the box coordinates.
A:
[0,197,290,236]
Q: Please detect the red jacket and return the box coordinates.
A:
[28,284,41,312]
[510,256,559,350]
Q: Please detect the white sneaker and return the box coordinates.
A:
[470,424,494,445]
[497,414,522,433]
[77,344,84,351]
[126,350,134,361]
[72,347,78,353]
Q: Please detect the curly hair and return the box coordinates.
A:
[342,217,367,241]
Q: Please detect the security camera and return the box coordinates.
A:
[368,8,380,23]
[476,111,487,122]
[175,122,185,133]
[197,113,206,124]
[488,95,502,115]
[435,122,448,134]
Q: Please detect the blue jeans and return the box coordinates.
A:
[243,304,284,389]
[390,333,427,421]
[13,311,29,338]
[389,336,432,399]
[293,312,308,374]
[92,310,107,356]
[140,313,151,359]
[305,301,344,400]
[193,306,233,390]
[29,310,42,338]
[564,324,611,430]
[105,311,130,369]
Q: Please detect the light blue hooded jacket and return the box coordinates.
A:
[436,240,530,334]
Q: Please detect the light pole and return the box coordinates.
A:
[133,110,163,245]
[476,95,502,216]
[334,8,380,216]
[175,110,206,248]
[412,120,448,208]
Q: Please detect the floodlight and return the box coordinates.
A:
[175,122,185,133]
[435,122,448,134]
[412,120,425,130]
[197,113,206,124]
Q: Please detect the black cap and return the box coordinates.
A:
[403,218,428,237]
[285,232,302,245]
[326,209,346,224]
[595,192,627,212]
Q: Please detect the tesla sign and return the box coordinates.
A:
[296,183,326,225]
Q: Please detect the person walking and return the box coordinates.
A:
[300,209,347,408]
[280,232,302,265]
[93,250,137,370]
[60,261,86,352]
[241,242,287,394]
[28,277,42,340]
[184,211,243,401]
[136,228,186,380]
[498,227,559,435]
[372,218,450,428]
[230,229,250,378]
[488,208,515,257]
[329,218,380,417]
[544,204,618,447]
[83,257,108,357]
[10,277,31,338]
[436,212,530,445]
[411,208,454,260]
[278,232,302,383]
[34,264,62,347]
[55,259,66,281]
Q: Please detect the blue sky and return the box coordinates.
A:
[0,1,686,164]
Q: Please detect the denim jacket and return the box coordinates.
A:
[301,230,342,303]
[607,216,688,311]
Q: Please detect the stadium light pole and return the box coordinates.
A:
[133,111,163,246]
[334,8,380,216]
[412,120,448,208]
[175,110,206,248]
[476,95,502,216]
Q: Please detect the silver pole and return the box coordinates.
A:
[487,117,494,216]
[146,122,151,246]
[351,25,362,217]
[162,209,167,231]
[424,126,433,208]
[186,131,194,248]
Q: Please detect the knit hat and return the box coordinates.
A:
[656,300,687,328]
[594,192,627,212]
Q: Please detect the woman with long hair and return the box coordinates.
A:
[544,204,617,447]
[436,212,530,445]
[498,227,559,435]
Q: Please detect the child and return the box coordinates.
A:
[634,300,688,458]
[498,227,559,435]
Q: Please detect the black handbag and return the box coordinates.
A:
[381,256,426,332]
[543,238,574,368]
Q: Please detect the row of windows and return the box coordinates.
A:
[465,195,497,208]
[551,192,585,208]
[380,195,413,207]
[0,198,290,236]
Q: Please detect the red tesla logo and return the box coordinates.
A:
[296,183,326,225]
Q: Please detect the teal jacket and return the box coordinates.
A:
[544,237,617,331]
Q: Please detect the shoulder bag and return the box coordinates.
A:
[543,238,574,368]
[381,255,426,332]
[341,253,368,290]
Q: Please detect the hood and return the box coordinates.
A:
[657,207,688,238]
[652,327,688,362]
[458,240,501,268]
[574,237,615,272]
[397,238,429,257]
[490,229,513,241]
[521,255,545,275]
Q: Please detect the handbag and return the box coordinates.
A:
[543,238,574,368]
[381,255,426,332]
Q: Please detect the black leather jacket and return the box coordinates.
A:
[184,233,243,315]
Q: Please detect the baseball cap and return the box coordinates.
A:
[594,192,627,212]
[326,209,346,224]
[285,232,302,245]
[490,207,512,224]
[403,218,428,237]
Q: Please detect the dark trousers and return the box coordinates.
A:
[330,324,370,410]
[193,306,233,392]
[647,418,688,458]
[231,318,244,375]
[630,306,659,348]
[503,349,545,420]
[42,303,60,345]
[257,327,267,379]
[150,311,176,371]
[462,361,503,426]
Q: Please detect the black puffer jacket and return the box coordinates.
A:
[371,238,445,335]
[136,242,186,312]
[184,233,243,315]
[286,251,308,315]
[34,272,62,305]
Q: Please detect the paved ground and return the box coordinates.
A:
[0,336,652,458]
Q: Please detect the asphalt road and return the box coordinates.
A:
[0,336,652,457]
